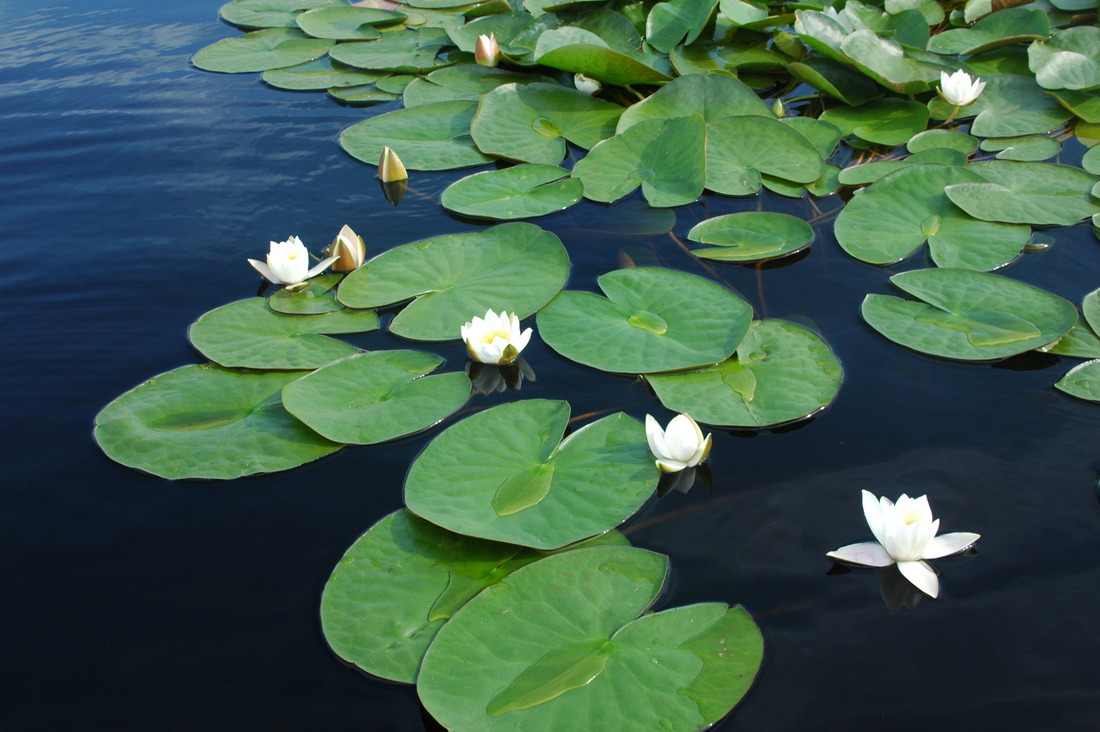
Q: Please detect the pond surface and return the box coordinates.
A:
[4,0,1100,729]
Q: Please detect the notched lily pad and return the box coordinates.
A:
[1055,359,1100,402]
[192,27,335,73]
[340,100,494,171]
[688,212,814,262]
[945,160,1100,227]
[441,165,583,220]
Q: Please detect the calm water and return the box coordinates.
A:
[4,1,1100,729]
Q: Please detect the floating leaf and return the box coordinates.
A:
[262,57,387,89]
[787,57,885,106]
[1055,359,1100,401]
[840,30,956,94]
[441,165,583,219]
[706,116,825,194]
[268,273,344,314]
[338,223,568,341]
[418,546,763,732]
[404,401,658,549]
[978,135,1061,162]
[537,267,752,374]
[1028,26,1100,91]
[820,98,930,146]
[928,8,1049,55]
[616,73,774,133]
[646,0,719,54]
[837,148,968,187]
[340,100,493,171]
[192,28,334,73]
[1047,316,1100,358]
[94,364,339,480]
[296,6,405,39]
[188,298,378,370]
[320,509,628,683]
[329,28,451,72]
[219,0,347,29]
[646,319,842,428]
[687,212,814,262]
[835,163,1031,270]
[532,27,672,86]
[862,268,1077,360]
[946,161,1100,227]
[906,129,978,155]
[403,64,550,107]
[932,75,1073,137]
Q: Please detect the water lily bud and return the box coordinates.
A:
[645,414,712,473]
[573,73,602,95]
[325,224,365,272]
[937,69,985,107]
[247,236,338,289]
[461,308,532,364]
[474,33,500,68]
[772,97,786,117]
[378,146,407,183]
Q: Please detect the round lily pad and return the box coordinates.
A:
[340,100,494,171]
[418,545,763,732]
[188,298,378,370]
[945,160,1100,227]
[296,7,404,39]
[402,65,552,107]
[687,212,814,262]
[978,135,1061,162]
[537,267,752,374]
[329,28,451,73]
[404,400,659,550]
[531,28,673,87]
[338,223,568,341]
[705,116,826,195]
[820,98,930,147]
[441,165,583,220]
[219,0,346,29]
[320,508,628,683]
[261,57,387,90]
[94,364,340,480]
[862,268,1078,361]
[192,28,334,73]
[906,129,978,155]
[646,319,843,428]
[268,274,344,314]
[281,350,471,445]
[615,71,774,133]
[1028,26,1100,91]
[1055,359,1100,402]
[941,74,1074,137]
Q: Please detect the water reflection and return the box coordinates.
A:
[466,358,536,395]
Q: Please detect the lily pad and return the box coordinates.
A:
[616,73,774,134]
[840,30,956,94]
[646,0,719,54]
[1047,316,1100,358]
[1055,359,1100,401]
[687,212,814,261]
[705,116,826,195]
[296,7,406,39]
[933,75,1073,137]
[262,57,387,89]
[646,319,843,428]
[188,298,378,370]
[1029,26,1100,91]
[819,98,929,147]
[94,364,340,480]
[532,27,672,86]
[537,267,752,374]
[402,64,551,107]
[192,28,335,73]
[978,135,1061,162]
[906,129,978,156]
[418,546,763,732]
[835,163,1032,271]
[320,509,629,683]
[928,8,1049,55]
[340,100,493,171]
[281,350,470,444]
[338,223,569,341]
[787,56,885,106]
[945,161,1100,227]
[441,165,583,219]
[404,401,658,549]
[861,268,1077,360]
[470,83,623,165]
[219,0,346,29]
[837,148,968,187]
[329,28,451,72]
[268,273,344,314]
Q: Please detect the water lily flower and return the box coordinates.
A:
[938,70,986,107]
[248,236,337,289]
[461,309,532,364]
[828,490,980,598]
[378,146,407,183]
[645,413,712,473]
[475,33,500,67]
[574,73,602,96]
[325,224,365,273]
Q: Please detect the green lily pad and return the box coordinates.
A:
[441,165,583,219]
[268,273,344,314]
[338,223,568,341]
[340,100,493,171]
[537,267,752,374]
[94,364,340,480]
[705,116,826,194]
[906,129,978,155]
[687,212,814,261]
[945,161,1100,227]
[219,0,346,29]
[787,56,885,106]
[840,30,957,94]
[531,27,673,86]
[931,75,1073,137]
[862,268,1077,360]
[820,98,929,147]
[192,28,335,73]
[1029,26,1100,91]
[329,28,451,72]
[418,546,763,732]
[403,64,551,107]
[782,116,844,159]
[928,8,1049,55]
[281,350,470,444]
[327,84,400,103]
[1055,359,1100,401]
[646,319,842,428]
[1082,144,1100,175]
[296,7,406,39]
[837,148,968,187]
[320,509,629,684]
[835,163,1031,270]
[262,57,387,90]
[470,83,623,165]
[404,401,658,549]
[616,73,774,134]
[1048,88,1100,123]
[978,135,1061,162]
[646,0,719,54]
[1046,316,1100,358]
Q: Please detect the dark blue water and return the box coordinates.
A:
[3,1,1099,729]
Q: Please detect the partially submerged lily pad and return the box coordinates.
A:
[405,400,659,549]
[219,0,347,29]
[687,212,814,262]
[340,100,494,171]
[192,27,335,73]
[1055,359,1100,402]
[268,273,344,314]
[94,364,340,480]
[441,165,583,219]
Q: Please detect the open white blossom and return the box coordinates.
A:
[645,413,712,473]
[248,237,337,289]
[461,309,532,364]
[938,70,986,107]
[828,490,980,598]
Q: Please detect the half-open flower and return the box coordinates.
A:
[461,309,532,364]
[645,413,712,473]
[378,146,407,183]
[828,490,980,598]
[573,73,602,95]
[475,33,500,67]
[325,224,365,272]
[248,236,337,289]
[938,70,985,107]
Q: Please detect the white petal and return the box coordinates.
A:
[897,559,939,598]
[305,255,340,280]
[861,490,888,547]
[645,415,669,459]
[513,326,532,354]
[248,259,277,284]
[923,531,980,559]
[656,457,688,473]
[665,414,703,462]
[827,542,894,567]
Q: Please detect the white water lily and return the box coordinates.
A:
[475,33,500,67]
[325,224,365,273]
[645,413,712,473]
[573,73,602,95]
[461,309,532,364]
[378,146,407,183]
[828,490,980,598]
[248,236,337,289]
[938,70,986,107]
